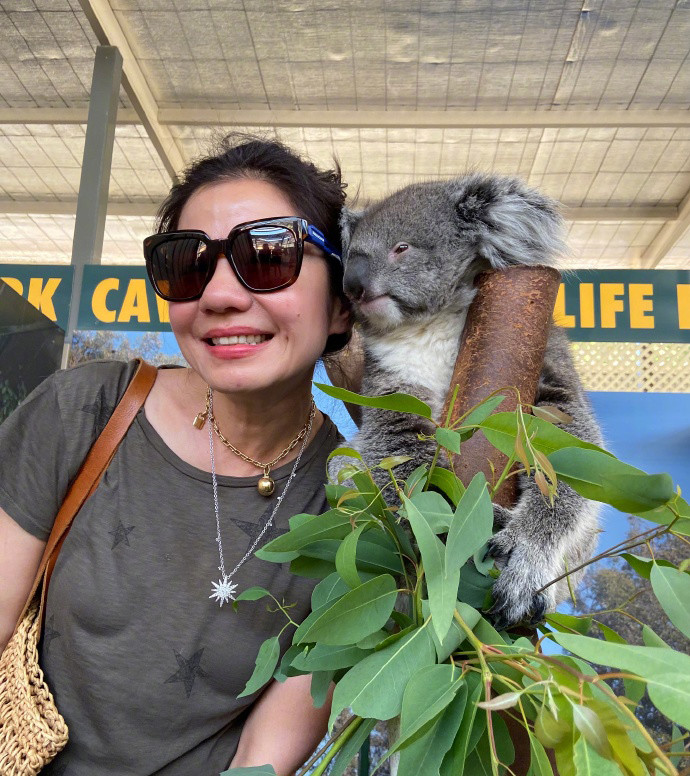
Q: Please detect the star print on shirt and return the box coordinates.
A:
[108,520,135,549]
[81,385,115,436]
[42,615,61,654]
[231,503,284,555]
[164,648,208,699]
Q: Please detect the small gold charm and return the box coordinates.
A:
[193,411,207,429]
[257,475,275,497]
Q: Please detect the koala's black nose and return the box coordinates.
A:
[343,254,370,301]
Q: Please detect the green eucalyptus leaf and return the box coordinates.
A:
[405,464,429,497]
[545,612,593,635]
[447,473,493,574]
[670,724,685,767]
[457,394,506,437]
[328,624,436,729]
[295,574,398,646]
[408,490,454,533]
[299,538,404,576]
[547,448,674,512]
[388,665,465,758]
[642,623,670,649]
[378,455,413,470]
[473,615,508,646]
[292,643,372,672]
[262,509,362,553]
[396,682,469,776]
[351,471,389,521]
[220,766,278,776]
[527,733,554,776]
[650,562,690,640]
[311,573,350,610]
[554,633,690,728]
[402,494,458,644]
[436,427,462,454]
[314,382,433,419]
[572,738,623,776]
[620,553,676,579]
[636,494,690,535]
[356,629,389,649]
[289,554,336,579]
[479,412,609,459]
[595,622,646,704]
[428,467,466,506]
[273,644,307,682]
[237,636,281,699]
[422,599,482,662]
[231,586,272,611]
[325,483,370,511]
[458,561,494,609]
[310,669,335,708]
[336,524,367,588]
[440,672,484,776]
[328,718,377,776]
[572,704,611,757]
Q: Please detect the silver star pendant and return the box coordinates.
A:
[209,576,238,607]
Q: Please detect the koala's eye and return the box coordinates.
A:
[393,242,409,254]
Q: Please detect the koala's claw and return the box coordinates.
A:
[485,526,555,628]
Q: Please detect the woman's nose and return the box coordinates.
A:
[199,253,253,312]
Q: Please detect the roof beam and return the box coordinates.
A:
[640,190,690,268]
[564,206,677,222]
[2,108,689,132]
[0,107,139,124]
[157,108,690,130]
[0,200,676,223]
[78,0,184,182]
[0,200,158,217]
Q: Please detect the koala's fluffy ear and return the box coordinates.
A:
[450,173,567,269]
[339,208,364,258]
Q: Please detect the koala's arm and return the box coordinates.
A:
[488,326,603,627]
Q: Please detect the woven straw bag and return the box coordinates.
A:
[0,360,157,775]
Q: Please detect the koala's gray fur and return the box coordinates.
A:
[330,173,603,628]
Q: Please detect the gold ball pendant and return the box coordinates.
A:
[257,476,275,497]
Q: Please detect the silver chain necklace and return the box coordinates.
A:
[207,390,316,606]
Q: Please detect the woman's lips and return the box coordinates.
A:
[202,333,273,359]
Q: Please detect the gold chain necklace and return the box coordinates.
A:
[193,387,316,496]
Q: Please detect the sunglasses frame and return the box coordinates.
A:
[144,216,342,302]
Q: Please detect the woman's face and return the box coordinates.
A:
[169,178,349,399]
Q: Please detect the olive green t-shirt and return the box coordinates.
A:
[0,360,341,775]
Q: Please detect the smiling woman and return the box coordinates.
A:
[0,135,354,776]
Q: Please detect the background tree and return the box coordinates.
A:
[68,330,183,367]
[576,518,690,749]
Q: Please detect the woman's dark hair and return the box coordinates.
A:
[156,133,351,354]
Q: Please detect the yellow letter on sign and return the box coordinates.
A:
[118,279,150,323]
[92,278,119,323]
[628,284,655,329]
[679,285,690,330]
[27,277,61,322]
[600,283,625,329]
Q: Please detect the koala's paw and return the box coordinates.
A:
[485,527,557,629]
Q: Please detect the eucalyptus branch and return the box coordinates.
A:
[453,609,499,776]
[293,714,360,776]
[535,514,680,595]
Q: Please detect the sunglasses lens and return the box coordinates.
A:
[233,225,299,290]
[149,237,209,300]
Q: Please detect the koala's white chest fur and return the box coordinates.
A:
[367,310,467,417]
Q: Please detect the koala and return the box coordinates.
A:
[330,173,603,628]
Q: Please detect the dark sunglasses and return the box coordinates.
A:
[144,217,342,302]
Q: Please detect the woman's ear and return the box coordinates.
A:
[328,294,353,336]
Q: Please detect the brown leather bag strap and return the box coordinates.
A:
[17,359,158,634]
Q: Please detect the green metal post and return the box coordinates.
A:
[61,45,122,367]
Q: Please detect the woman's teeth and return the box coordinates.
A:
[210,334,270,345]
